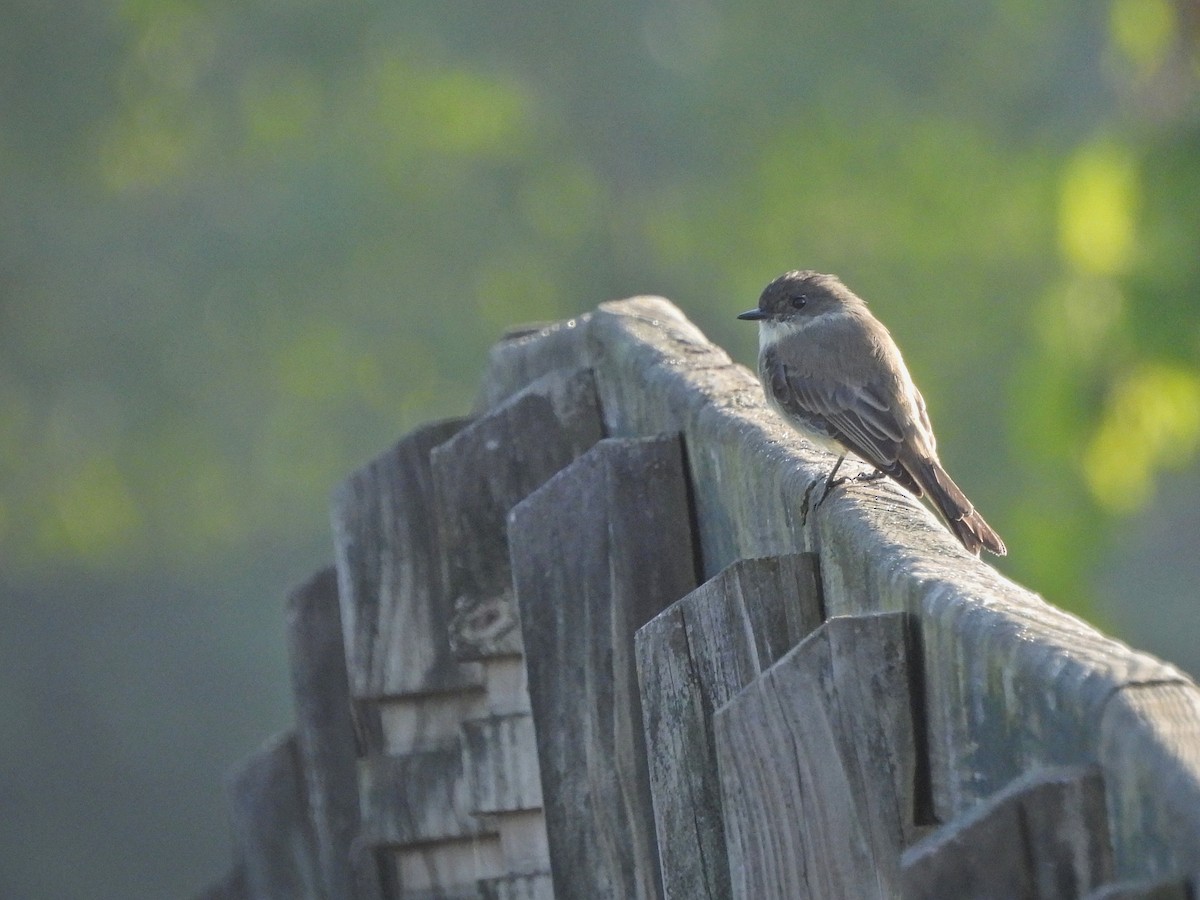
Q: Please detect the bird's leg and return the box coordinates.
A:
[815,455,847,508]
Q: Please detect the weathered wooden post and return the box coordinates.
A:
[285,567,363,900]
[432,366,608,898]
[635,553,822,898]
[714,612,922,898]
[197,296,1200,900]
[508,434,698,899]
[331,420,489,896]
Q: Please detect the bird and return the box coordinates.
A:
[737,270,1006,556]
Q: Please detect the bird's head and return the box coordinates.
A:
[737,270,854,325]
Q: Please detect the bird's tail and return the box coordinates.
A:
[911,457,1006,557]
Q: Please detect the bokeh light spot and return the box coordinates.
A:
[1084,364,1200,510]
[1058,144,1138,277]
[42,457,143,565]
[1110,0,1176,73]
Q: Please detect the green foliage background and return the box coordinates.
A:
[1,0,1198,896]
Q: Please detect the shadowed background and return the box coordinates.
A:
[1,0,1198,896]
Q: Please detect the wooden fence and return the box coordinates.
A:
[197,297,1200,899]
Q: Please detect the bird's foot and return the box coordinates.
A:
[853,469,887,483]
[813,455,848,510]
[814,466,886,509]
[814,475,849,509]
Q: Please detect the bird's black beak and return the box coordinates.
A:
[737,308,767,321]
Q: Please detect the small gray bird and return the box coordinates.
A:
[738,270,1006,556]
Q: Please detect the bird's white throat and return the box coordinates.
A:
[757,309,849,353]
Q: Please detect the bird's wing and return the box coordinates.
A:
[765,353,922,496]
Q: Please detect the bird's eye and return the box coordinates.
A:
[790,294,808,309]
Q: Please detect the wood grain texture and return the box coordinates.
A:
[634,553,822,900]
[432,367,604,660]
[478,871,556,900]
[813,503,1192,832]
[476,317,593,410]
[330,418,482,702]
[713,612,917,900]
[461,713,544,814]
[509,435,699,900]
[1085,878,1194,900]
[226,732,322,900]
[582,297,809,573]
[358,748,494,848]
[900,765,1113,900]
[1100,682,1200,880]
[379,839,499,899]
[379,879,483,900]
[286,566,361,900]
